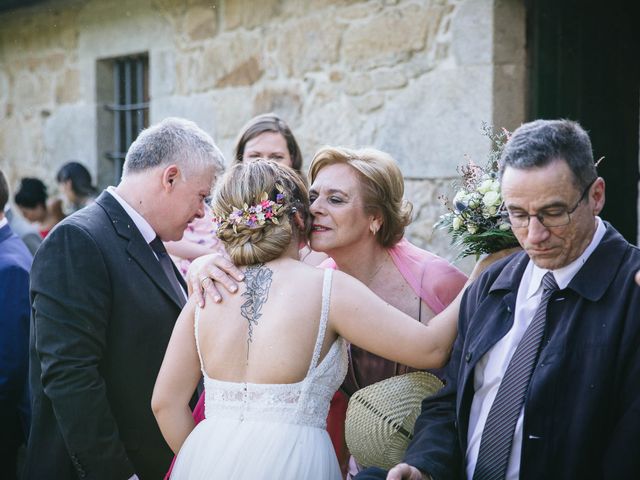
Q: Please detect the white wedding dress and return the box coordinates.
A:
[170,269,348,479]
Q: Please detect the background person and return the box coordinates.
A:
[24,118,227,480]
[233,112,303,173]
[0,169,33,480]
[13,177,64,238]
[359,119,640,480]
[4,204,41,255]
[56,161,97,215]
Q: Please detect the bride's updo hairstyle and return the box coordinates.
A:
[211,160,310,266]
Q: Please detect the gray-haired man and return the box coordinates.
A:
[23,118,235,479]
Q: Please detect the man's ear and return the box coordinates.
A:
[161,165,180,192]
[590,177,606,216]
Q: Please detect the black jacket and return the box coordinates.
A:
[403,223,640,479]
[23,192,186,480]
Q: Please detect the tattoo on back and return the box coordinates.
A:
[240,263,273,358]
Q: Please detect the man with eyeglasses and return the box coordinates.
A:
[358,119,640,480]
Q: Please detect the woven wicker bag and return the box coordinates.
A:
[344,371,444,470]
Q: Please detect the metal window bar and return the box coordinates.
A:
[104,56,149,184]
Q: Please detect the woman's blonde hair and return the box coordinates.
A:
[212,160,310,265]
[308,146,412,248]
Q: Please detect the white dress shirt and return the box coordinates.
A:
[0,216,8,229]
[465,217,606,479]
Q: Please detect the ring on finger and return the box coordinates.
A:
[199,277,209,288]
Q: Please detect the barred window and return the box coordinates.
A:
[97,55,149,187]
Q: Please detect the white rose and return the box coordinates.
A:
[478,179,494,194]
[483,190,501,207]
[452,216,462,231]
[453,190,468,205]
[467,224,478,234]
[491,180,501,192]
[499,222,512,231]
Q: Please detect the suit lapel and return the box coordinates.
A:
[95,191,186,309]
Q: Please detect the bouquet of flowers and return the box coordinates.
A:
[436,124,519,258]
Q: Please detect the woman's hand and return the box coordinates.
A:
[186,253,244,307]
[468,247,522,283]
[636,270,640,286]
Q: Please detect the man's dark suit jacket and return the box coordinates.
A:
[23,192,187,480]
[0,223,33,474]
[359,223,640,480]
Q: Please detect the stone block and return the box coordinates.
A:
[341,3,445,69]
[492,63,525,131]
[339,0,383,20]
[374,65,493,178]
[197,32,263,90]
[183,3,218,41]
[216,56,263,88]
[224,0,280,30]
[55,68,81,105]
[78,0,174,59]
[344,72,373,96]
[253,86,304,127]
[151,92,221,142]
[43,104,97,174]
[451,0,493,66]
[493,0,525,64]
[13,71,52,109]
[371,68,407,90]
[152,49,177,97]
[274,15,343,77]
[351,91,385,113]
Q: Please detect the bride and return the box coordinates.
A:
[152,160,462,479]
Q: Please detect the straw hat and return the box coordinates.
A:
[345,371,444,470]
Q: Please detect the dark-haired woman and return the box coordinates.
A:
[56,161,96,214]
[14,177,64,238]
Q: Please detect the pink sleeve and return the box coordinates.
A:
[388,238,467,314]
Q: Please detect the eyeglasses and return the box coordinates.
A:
[502,179,596,229]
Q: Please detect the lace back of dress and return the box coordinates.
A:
[194,268,347,428]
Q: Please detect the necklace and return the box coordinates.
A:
[365,255,387,286]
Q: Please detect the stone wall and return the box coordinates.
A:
[0,0,526,267]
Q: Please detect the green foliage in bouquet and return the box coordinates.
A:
[436,124,520,259]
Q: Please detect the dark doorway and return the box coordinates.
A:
[527,0,640,244]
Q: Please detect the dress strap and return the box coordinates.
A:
[194,306,206,375]
[307,268,333,375]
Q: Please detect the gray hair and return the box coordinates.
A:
[499,119,597,191]
[123,117,225,179]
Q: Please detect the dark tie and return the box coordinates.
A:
[473,271,559,480]
[149,236,186,307]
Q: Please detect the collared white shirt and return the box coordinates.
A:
[466,217,606,480]
[0,216,8,229]
[106,187,186,299]
[106,186,157,244]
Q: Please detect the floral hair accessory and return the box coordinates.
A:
[214,184,288,234]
